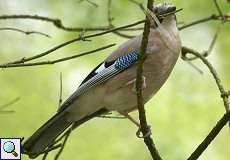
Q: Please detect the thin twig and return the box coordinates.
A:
[0,44,115,68]
[96,112,127,119]
[186,61,204,74]
[0,97,20,112]
[107,0,136,39]
[0,27,51,38]
[0,110,15,114]
[3,21,144,65]
[40,144,62,155]
[203,24,222,56]
[178,14,230,30]
[0,13,228,35]
[41,112,77,159]
[181,25,222,61]
[187,112,230,160]
[58,72,63,108]
[135,1,162,160]
[107,0,113,26]
[112,31,135,39]
[41,152,48,160]
[27,144,62,160]
[54,128,72,160]
[213,0,225,21]
[97,115,127,119]
[0,14,143,32]
[53,129,71,145]
[79,0,99,8]
[181,24,222,74]
[182,46,230,113]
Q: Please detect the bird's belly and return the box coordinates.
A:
[103,72,162,112]
[104,86,137,112]
[103,55,178,112]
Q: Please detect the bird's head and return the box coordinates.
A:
[150,3,177,27]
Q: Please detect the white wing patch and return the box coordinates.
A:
[95,62,106,73]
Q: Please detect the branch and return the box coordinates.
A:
[182,46,230,113]
[2,13,228,67]
[178,14,230,30]
[54,129,72,160]
[0,11,228,37]
[213,0,225,21]
[0,44,115,68]
[58,72,63,108]
[107,0,136,39]
[0,27,51,38]
[136,0,162,159]
[79,0,99,8]
[0,14,143,32]
[1,20,144,65]
[0,97,20,114]
[187,112,230,160]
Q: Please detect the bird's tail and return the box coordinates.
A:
[22,108,107,159]
[22,111,71,158]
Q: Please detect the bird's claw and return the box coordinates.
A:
[136,125,152,138]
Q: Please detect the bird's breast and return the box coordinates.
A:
[103,45,180,112]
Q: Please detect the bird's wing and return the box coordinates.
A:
[58,49,140,112]
[105,35,142,62]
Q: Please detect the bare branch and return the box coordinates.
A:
[41,144,62,160]
[0,12,228,36]
[97,115,127,119]
[0,14,143,32]
[79,0,99,8]
[203,24,222,56]
[135,1,162,159]
[107,0,136,39]
[58,72,63,108]
[0,27,51,38]
[54,129,72,160]
[187,112,230,160]
[213,0,225,21]
[0,110,15,114]
[178,14,230,30]
[182,46,230,113]
[0,44,115,68]
[0,14,107,32]
[0,97,20,114]
[2,21,144,65]
[112,31,135,39]
[40,144,62,156]
[107,0,113,26]
[185,61,204,74]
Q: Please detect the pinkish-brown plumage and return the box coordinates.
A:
[23,3,181,158]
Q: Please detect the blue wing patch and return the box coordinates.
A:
[58,49,140,112]
[115,49,139,70]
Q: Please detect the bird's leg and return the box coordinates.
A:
[119,112,140,128]
[119,112,152,138]
[125,76,146,92]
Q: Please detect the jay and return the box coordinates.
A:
[23,2,181,158]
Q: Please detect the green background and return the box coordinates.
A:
[0,0,229,159]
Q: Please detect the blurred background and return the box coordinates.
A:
[0,0,229,159]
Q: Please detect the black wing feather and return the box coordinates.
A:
[80,60,116,86]
[80,62,103,86]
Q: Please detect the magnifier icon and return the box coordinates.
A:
[3,141,18,157]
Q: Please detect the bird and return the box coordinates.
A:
[23,2,181,158]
